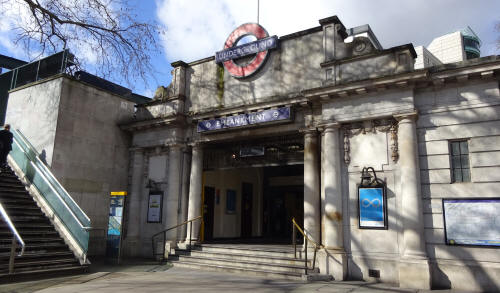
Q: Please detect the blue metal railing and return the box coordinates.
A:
[9,129,91,256]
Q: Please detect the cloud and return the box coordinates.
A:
[156,0,500,63]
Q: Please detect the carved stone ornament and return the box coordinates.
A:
[342,118,399,165]
[343,128,350,165]
[390,123,399,162]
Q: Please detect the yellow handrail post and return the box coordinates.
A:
[304,237,308,275]
[291,217,323,275]
[292,222,297,259]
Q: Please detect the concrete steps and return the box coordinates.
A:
[168,244,332,281]
[0,167,87,282]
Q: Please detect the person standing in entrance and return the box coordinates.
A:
[0,124,13,170]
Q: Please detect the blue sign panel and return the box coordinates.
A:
[197,107,291,133]
[359,187,385,228]
[215,36,278,63]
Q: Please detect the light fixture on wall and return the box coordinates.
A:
[146,179,159,190]
[360,167,374,186]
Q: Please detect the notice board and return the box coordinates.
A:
[443,198,500,247]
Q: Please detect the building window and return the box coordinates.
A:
[450,140,470,182]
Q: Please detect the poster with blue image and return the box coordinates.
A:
[359,187,386,228]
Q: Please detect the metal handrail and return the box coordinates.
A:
[0,202,25,274]
[10,129,91,256]
[152,216,203,262]
[292,217,323,275]
[14,130,91,225]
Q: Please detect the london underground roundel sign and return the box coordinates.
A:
[215,23,278,78]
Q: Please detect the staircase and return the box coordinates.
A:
[168,243,332,281]
[0,167,88,281]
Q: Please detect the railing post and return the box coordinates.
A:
[189,221,192,251]
[292,223,296,259]
[304,237,308,275]
[163,231,167,262]
[9,237,16,274]
[312,246,317,271]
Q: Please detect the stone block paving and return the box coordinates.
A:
[0,264,471,293]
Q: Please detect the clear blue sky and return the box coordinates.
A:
[1,0,499,97]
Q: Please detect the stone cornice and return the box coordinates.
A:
[305,70,428,100]
[190,96,306,121]
[393,111,418,121]
[120,114,186,131]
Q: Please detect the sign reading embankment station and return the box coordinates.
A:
[197,107,291,133]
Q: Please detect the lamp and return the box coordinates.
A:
[360,167,381,187]
[146,179,159,190]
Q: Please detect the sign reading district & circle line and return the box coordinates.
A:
[215,23,278,78]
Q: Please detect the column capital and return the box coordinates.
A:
[188,141,204,149]
[167,143,185,151]
[300,127,318,136]
[318,122,341,133]
[393,111,418,122]
[129,147,144,153]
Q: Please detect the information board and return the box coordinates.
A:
[106,194,125,258]
[147,193,163,223]
[358,187,387,229]
[443,199,500,246]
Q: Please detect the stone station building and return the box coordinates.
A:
[117,15,500,291]
[4,15,500,292]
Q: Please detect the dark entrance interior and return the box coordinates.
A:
[203,186,215,241]
[202,134,304,244]
[241,182,253,238]
[263,165,303,241]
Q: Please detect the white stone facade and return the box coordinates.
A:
[6,15,500,292]
[119,16,500,291]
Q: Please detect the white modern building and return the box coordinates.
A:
[415,26,481,69]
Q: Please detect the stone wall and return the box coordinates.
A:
[416,80,500,292]
[6,76,62,165]
[6,75,136,256]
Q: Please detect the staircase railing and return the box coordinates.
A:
[292,218,322,275]
[0,203,25,274]
[9,129,91,260]
[152,216,202,262]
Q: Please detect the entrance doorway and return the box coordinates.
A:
[241,182,253,238]
[263,165,303,241]
[201,134,304,244]
[203,186,215,241]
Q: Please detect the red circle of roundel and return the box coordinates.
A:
[222,23,270,78]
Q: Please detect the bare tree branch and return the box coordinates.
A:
[0,0,161,90]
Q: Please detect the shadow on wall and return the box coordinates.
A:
[417,104,500,292]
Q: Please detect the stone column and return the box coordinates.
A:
[166,144,182,240]
[178,148,191,241]
[303,129,321,245]
[186,143,203,243]
[319,123,347,280]
[395,112,430,289]
[124,148,144,257]
[322,123,343,249]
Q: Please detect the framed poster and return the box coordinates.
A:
[443,198,500,247]
[226,189,236,214]
[147,193,163,223]
[358,186,387,229]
